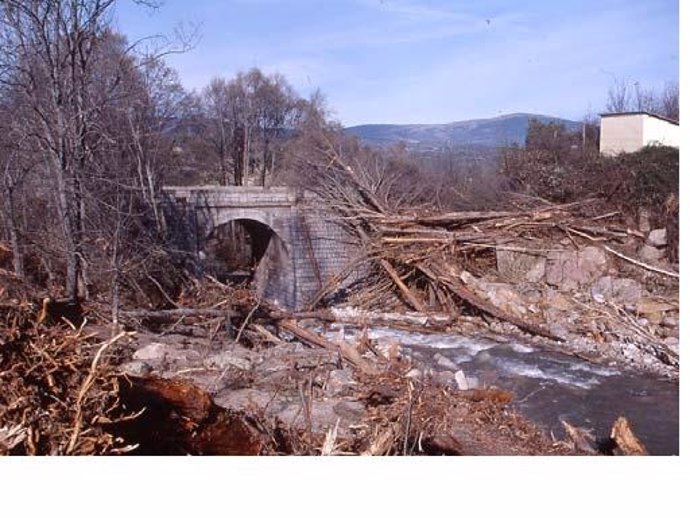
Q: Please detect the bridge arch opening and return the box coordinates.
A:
[201,218,290,296]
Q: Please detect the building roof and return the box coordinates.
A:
[599,111,679,125]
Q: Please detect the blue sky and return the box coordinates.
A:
[113,0,679,126]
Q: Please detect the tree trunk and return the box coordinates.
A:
[52,143,80,302]
[2,187,24,278]
[242,125,250,185]
[145,161,163,234]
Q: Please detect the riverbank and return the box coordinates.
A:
[111,299,677,455]
[1,190,679,456]
[113,216,679,454]
[2,242,678,457]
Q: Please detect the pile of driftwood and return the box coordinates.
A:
[1,266,654,455]
[111,276,653,456]
[300,146,678,350]
[0,271,135,455]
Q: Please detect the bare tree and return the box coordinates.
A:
[606,78,679,121]
[0,1,191,303]
[606,78,632,113]
[0,119,29,277]
[0,0,126,299]
[659,81,679,121]
[201,77,235,184]
[199,68,305,187]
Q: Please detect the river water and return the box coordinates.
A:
[326,325,679,455]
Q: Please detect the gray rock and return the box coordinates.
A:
[253,355,291,374]
[120,360,152,377]
[466,376,480,390]
[333,401,365,421]
[405,368,423,380]
[646,228,667,247]
[638,244,664,263]
[277,400,356,433]
[132,342,171,361]
[432,370,456,387]
[461,272,529,318]
[214,388,275,411]
[545,246,608,290]
[433,352,458,371]
[481,282,529,317]
[204,350,252,371]
[133,342,198,363]
[591,276,642,304]
[590,276,613,302]
[547,323,569,340]
[454,369,470,390]
[474,350,493,364]
[592,292,606,304]
[324,369,356,397]
[638,208,651,233]
[496,250,546,283]
[612,278,643,304]
[661,316,678,328]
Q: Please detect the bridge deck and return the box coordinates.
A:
[163,186,300,207]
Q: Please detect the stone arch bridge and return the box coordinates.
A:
[162,186,354,309]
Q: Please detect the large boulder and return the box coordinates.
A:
[133,342,201,364]
[638,244,664,263]
[460,271,529,318]
[496,250,546,283]
[590,276,643,305]
[635,298,678,325]
[545,246,608,290]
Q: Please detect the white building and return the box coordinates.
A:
[599,111,679,156]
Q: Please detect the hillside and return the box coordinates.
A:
[345,113,581,149]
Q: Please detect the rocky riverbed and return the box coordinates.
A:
[115,293,677,455]
[108,223,680,455]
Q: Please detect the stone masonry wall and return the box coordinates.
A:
[161,187,357,310]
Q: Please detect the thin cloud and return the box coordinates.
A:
[114,0,678,125]
[334,1,678,124]
[294,2,491,50]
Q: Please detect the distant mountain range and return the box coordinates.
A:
[345,113,581,150]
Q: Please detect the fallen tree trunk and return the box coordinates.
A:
[278,319,379,375]
[419,263,564,342]
[121,308,240,319]
[373,210,520,227]
[111,376,270,455]
[379,258,427,313]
